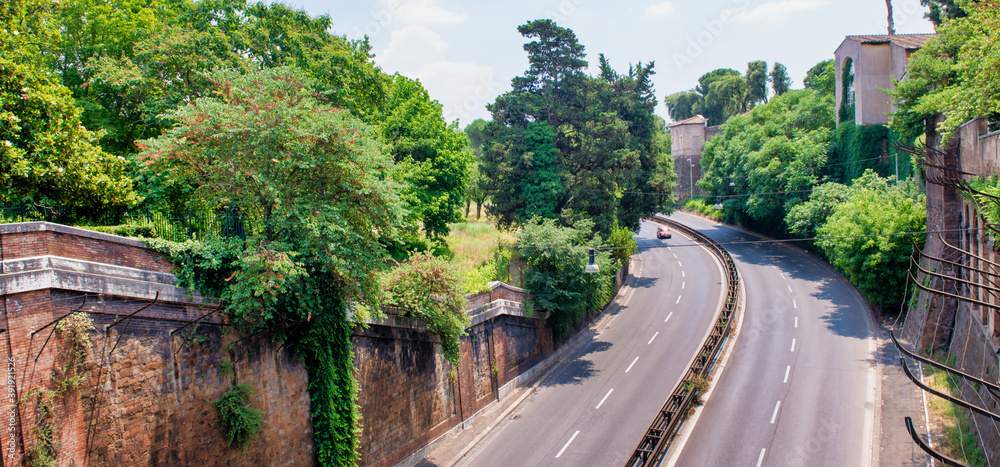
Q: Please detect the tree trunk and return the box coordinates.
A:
[476,199,484,220]
[465,198,471,218]
[886,0,896,35]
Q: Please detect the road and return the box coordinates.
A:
[452,220,727,466]
[669,212,876,467]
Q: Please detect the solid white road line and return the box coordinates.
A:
[794,317,798,328]
[770,401,781,424]
[664,312,673,323]
[626,357,639,373]
[556,431,580,458]
[790,338,796,353]
[595,389,614,409]
[756,449,766,467]
[648,332,659,345]
[676,295,682,304]
[783,365,790,383]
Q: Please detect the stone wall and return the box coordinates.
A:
[354,305,553,467]
[0,223,313,466]
[904,116,1000,464]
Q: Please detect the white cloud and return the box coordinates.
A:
[732,0,828,23]
[378,25,449,71]
[377,25,498,125]
[381,0,468,25]
[645,1,675,17]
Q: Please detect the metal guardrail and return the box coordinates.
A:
[625,216,742,467]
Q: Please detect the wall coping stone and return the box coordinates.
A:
[0,255,215,305]
[0,221,151,248]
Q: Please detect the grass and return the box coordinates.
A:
[446,218,516,277]
[923,357,987,466]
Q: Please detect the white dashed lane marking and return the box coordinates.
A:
[595,389,614,409]
[626,357,639,373]
[648,332,659,345]
[556,431,580,458]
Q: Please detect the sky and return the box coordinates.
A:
[278,0,936,127]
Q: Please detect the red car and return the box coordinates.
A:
[656,226,672,239]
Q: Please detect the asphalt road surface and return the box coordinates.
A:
[669,212,876,467]
[454,220,727,466]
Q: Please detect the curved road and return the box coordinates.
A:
[453,220,727,466]
[670,212,877,467]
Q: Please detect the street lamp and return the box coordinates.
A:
[689,159,695,199]
[585,248,600,274]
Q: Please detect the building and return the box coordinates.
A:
[669,115,720,201]
[834,34,936,125]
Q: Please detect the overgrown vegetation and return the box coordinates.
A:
[813,171,926,313]
[922,355,987,466]
[380,252,470,366]
[516,218,617,341]
[22,313,94,467]
[213,383,266,450]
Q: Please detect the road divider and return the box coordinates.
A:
[626,216,743,467]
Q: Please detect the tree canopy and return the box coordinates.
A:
[698,89,835,230]
[142,67,404,465]
[482,20,674,235]
[891,1,1000,142]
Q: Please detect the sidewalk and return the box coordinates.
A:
[876,325,932,467]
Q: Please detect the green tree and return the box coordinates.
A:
[463,119,490,219]
[891,1,1000,142]
[378,74,472,241]
[746,60,769,106]
[483,21,673,235]
[784,181,852,239]
[816,171,925,313]
[920,0,967,25]
[664,90,702,121]
[770,62,791,97]
[804,59,835,97]
[521,122,564,220]
[142,67,403,465]
[0,57,138,213]
[699,89,835,230]
[693,68,742,125]
[517,218,614,341]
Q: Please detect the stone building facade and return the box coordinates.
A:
[669,115,720,202]
[834,34,935,125]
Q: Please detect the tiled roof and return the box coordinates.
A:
[844,33,937,49]
[668,115,707,127]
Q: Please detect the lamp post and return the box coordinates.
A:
[689,159,695,199]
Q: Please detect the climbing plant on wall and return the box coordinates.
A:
[141,67,404,465]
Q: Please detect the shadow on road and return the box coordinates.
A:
[540,340,612,387]
[813,277,869,340]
